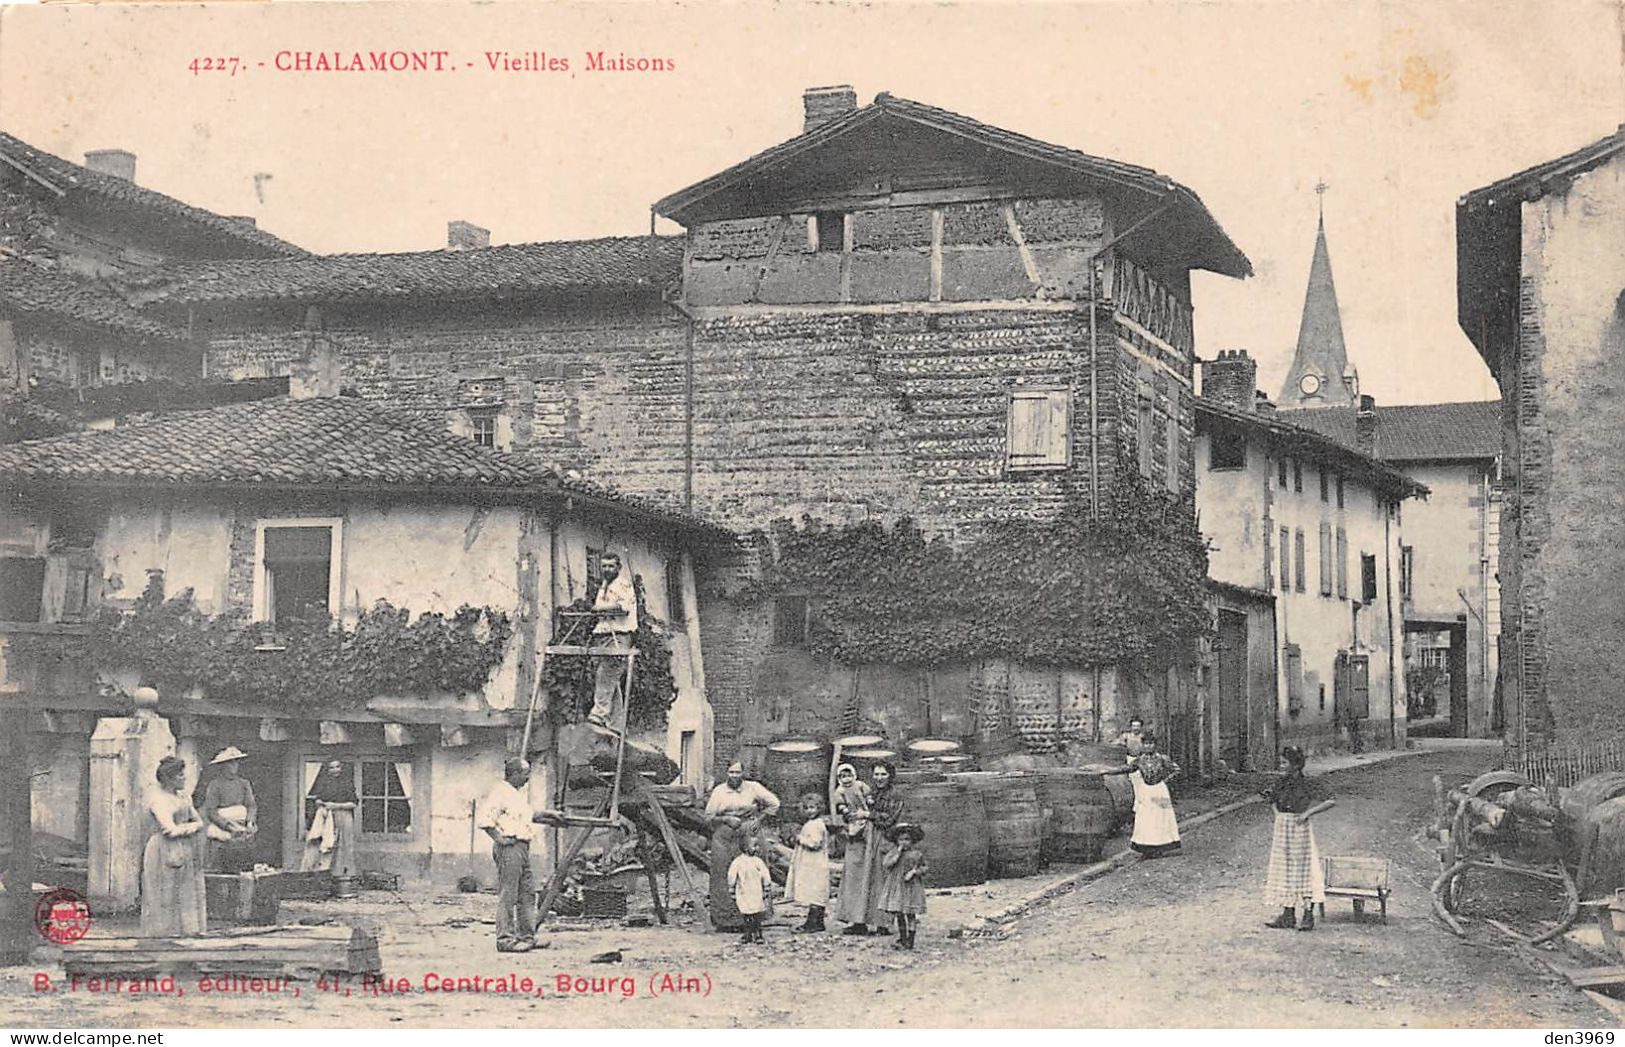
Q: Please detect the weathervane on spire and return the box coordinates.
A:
[1314,178,1329,220]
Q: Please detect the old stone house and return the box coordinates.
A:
[1457,123,1625,757]
[4,85,1254,774]
[1195,350,1424,764]
[1284,400,1502,738]
[0,133,301,434]
[0,388,722,885]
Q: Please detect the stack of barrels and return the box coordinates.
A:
[900,778,989,887]
[949,772,1044,877]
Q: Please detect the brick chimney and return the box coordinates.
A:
[448,220,490,251]
[1254,390,1277,416]
[1199,349,1259,413]
[83,149,136,182]
[803,85,857,134]
[1355,394,1378,456]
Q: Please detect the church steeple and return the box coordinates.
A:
[1280,186,1358,408]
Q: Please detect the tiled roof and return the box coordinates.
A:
[1195,399,1428,499]
[140,236,684,305]
[0,395,731,535]
[0,395,541,488]
[654,92,1251,278]
[0,260,190,343]
[0,132,303,258]
[1276,401,1501,462]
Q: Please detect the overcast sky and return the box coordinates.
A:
[2,0,1620,405]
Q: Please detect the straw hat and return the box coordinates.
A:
[210,746,249,766]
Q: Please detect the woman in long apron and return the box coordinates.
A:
[140,756,208,936]
[703,761,780,932]
[1263,745,1336,931]
[1105,731,1182,858]
[859,762,906,933]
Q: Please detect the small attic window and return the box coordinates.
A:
[814,212,845,253]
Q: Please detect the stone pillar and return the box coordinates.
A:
[87,687,176,912]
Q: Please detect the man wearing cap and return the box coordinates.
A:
[478,757,549,952]
[201,747,257,872]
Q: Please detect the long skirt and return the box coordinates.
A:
[1129,772,1182,856]
[709,825,749,930]
[140,831,207,937]
[300,806,357,876]
[1264,810,1325,906]
[836,831,889,927]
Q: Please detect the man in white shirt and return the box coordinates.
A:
[587,552,638,730]
[478,757,546,952]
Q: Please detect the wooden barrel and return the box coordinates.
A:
[902,780,988,887]
[904,738,962,763]
[1037,769,1118,864]
[1080,763,1134,833]
[835,734,886,752]
[921,754,975,773]
[896,769,946,786]
[844,747,899,784]
[951,772,1044,878]
[764,739,829,811]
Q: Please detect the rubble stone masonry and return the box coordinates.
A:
[1503,154,1625,754]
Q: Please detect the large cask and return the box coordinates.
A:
[951,772,1044,878]
[902,780,988,887]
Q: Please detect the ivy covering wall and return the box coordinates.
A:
[10,572,513,710]
[741,484,1211,670]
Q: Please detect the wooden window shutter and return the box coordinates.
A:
[1335,527,1349,598]
[1007,389,1069,469]
[1319,522,1333,595]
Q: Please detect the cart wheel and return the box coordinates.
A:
[1441,867,1466,914]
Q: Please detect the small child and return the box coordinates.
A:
[780,793,831,933]
[880,823,928,950]
[727,834,772,945]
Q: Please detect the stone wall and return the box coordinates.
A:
[1504,154,1625,753]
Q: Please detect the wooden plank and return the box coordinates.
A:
[63,925,378,977]
[537,795,611,923]
[1566,966,1625,989]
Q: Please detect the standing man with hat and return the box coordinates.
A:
[478,756,549,953]
[201,747,257,872]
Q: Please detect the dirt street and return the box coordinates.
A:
[2,746,1613,1028]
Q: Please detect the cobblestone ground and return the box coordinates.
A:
[1,747,1612,1028]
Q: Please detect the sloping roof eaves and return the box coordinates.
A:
[0,132,304,258]
[0,261,190,343]
[653,93,1251,278]
[138,236,684,306]
[1456,125,1625,370]
[0,395,733,538]
[1195,400,1428,499]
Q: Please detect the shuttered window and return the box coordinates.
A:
[1335,527,1349,598]
[1319,522,1334,595]
[1278,527,1290,593]
[1007,388,1070,471]
[1294,529,1306,592]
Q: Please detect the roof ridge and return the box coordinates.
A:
[0,129,305,257]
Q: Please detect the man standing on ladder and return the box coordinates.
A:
[587,551,637,732]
